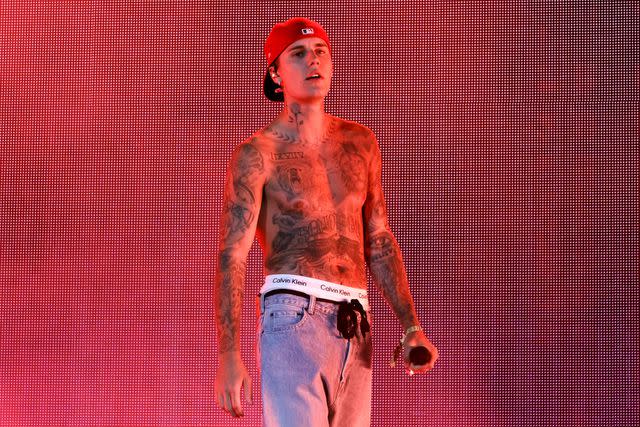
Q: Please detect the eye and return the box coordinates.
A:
[295,51,304,57]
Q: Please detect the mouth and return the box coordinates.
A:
[305,73,323,80]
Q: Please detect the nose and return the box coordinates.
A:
[308,50,320,65]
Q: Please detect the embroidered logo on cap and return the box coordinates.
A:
[301,28,315,35]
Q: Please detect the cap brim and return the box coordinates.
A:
[263,69,284,102]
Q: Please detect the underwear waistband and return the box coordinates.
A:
[261,274,369,311]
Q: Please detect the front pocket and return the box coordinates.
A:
[263,306,309,333]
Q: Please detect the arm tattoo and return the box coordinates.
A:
[364,133,419,327]
[367,230,419,328]
[220,143,264,241]
[215,142,264,354]
[215,248,246,353]
[232,143,263,205]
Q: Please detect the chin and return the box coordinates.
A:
[291,92,329,103]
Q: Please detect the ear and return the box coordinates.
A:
[268,66,282,85]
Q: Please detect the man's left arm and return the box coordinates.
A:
[362,131,439,374]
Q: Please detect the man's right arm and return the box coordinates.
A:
[215,139,265,355]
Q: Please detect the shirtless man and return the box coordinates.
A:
[214,17,438,426]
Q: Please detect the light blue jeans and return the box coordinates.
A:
[258,292,373,427]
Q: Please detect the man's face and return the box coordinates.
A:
[271,37,333,102]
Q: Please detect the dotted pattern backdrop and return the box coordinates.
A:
[0,1,637,426]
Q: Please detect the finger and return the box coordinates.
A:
[407,347,438,370]
[224,391,238,417]
[424,352,438,370]
[216,391,225,410]
[408,364,426,374]
[244,375,253,405]
[407,360,432,374]
[232,386,244,417]
[222,391,231,415]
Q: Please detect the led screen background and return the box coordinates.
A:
[0,1,637,426]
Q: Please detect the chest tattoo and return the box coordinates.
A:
[271,151,304,161]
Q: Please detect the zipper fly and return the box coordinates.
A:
[339,339,351,382]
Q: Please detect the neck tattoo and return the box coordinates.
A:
[269,103,336,145]
[288,103,304,128]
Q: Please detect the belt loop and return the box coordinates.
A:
[307,294,316,315]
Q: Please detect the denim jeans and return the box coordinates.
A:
[258,293,373,427]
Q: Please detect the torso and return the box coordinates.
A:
[251,115,374,289]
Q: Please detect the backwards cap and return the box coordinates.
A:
[263,17,331,102]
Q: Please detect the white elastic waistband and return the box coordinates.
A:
[261,274,369,311]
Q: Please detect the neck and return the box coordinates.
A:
[275,99,328,145]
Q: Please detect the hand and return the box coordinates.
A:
[402,330,438,375]
[214,351,253,418]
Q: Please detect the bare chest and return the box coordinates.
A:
[264,142,369,212]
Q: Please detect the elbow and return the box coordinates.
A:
[217,246,248,274]
[365,230,398,265]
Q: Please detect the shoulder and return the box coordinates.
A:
[333,115,375,137]
[228,134,269,174]
[331,115,380,155]
[235,130,275,157]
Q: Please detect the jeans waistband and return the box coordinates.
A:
[261,292,344,316]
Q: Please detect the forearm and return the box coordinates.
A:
[367,230,420,329]
[214,140,265,355]
[214,247,247,355]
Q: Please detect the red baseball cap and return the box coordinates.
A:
[263,17,332,102]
